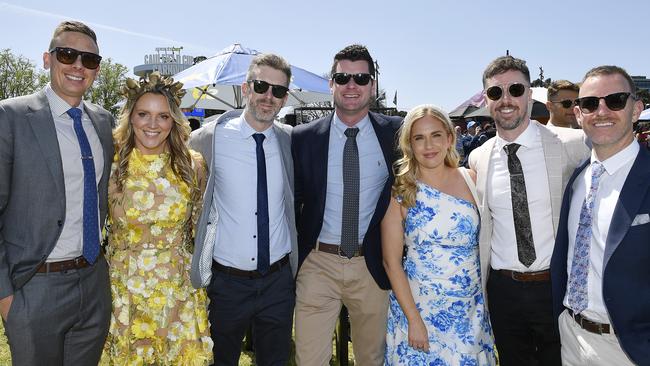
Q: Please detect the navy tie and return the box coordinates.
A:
[253,133,270,274]
[67,108,100,264]
[341,127,360,259]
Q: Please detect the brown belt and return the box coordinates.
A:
[568,309,612,334]
[316,241,364,257]
[212,255,289,279]
[37,256,91,273]
[494,268,550,282]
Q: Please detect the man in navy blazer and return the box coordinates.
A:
[292,44,402,365]
[550,65,650,366]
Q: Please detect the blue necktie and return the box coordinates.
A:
[567,162,606,313]
[253,133,270,274]
[67,108,100,264]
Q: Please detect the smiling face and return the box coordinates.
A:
[576,73,643,160]
[242,65,289,131]
[485,70,532,141]
[131,93,173,155]
[410,115,453,171]
[330,59,375,126]
[43,31,99,106]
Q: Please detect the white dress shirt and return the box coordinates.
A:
[44,84,104,261]
[488,121,556,271]
[318,113,388,245]
[563,141,638,324]
[211,116,291,270]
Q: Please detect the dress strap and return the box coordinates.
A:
[459,167,480,207]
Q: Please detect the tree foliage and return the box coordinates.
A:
[84,58,129,116]
[0,49,48,100]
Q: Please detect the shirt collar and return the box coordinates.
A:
[495,120,538,152]
[592,140,639,176]
[236,114,275,140]
[331,113,371,138]
[44,83,85,118]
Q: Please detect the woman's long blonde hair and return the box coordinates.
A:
[112,73,198,201]
[392,104,460,208]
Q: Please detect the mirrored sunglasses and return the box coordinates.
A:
[485,83,526,101]
[49,47,102,70]
[248,79,289,98]
[576,92,634,114]
[332,72,373,86]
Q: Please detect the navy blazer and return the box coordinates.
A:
[550,144,650,366]
[291,112,402,290]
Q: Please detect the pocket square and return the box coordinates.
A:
[631,213,650,226]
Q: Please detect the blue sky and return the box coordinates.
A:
[1,0,648,112]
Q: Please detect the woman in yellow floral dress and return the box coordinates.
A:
[104,72,213,365]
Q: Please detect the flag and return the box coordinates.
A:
[393,90,398,106]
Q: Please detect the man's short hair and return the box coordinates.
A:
[330,44,375,77]
[246,53,292,87]
[582,65,637,96]
[547,80,579,99]
[482,56,530,87]
[49,20,98,50]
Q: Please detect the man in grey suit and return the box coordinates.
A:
[468,56,589,365]
[0,21,113,365]
[189,54,298,366]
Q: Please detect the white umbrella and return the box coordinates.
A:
[640,107,650,121]
[174,43,331,109]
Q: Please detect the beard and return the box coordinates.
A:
[246,98,281,124]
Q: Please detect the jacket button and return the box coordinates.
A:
[57,220,63,227]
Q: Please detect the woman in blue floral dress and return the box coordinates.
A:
[382,105,496,365]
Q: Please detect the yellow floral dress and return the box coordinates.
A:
[104,148,212,365]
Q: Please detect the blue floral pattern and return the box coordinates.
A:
[385,182,496,365]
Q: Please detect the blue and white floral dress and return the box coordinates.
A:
[385,178,496,366]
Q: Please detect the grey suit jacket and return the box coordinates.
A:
[468,121,589,292]
[188,115,298,288]
[0,91,114,298]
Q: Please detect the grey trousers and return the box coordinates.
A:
[3,256,112,366]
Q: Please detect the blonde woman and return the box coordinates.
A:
[104,72,212,365]
[382,105,495,365]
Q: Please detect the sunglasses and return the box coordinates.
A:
[576,92,635,114]
[550,99,574,109]
[248,79,289,98]
[49,47,102,70]
[331,73,374,86]
[485,83,526,101]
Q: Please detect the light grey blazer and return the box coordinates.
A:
[468,121,589,293]
[188,114,298,288]
[0,91,114,297]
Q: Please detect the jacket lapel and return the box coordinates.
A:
[539,125,563,234]
[604,146,650,267]
[314,114,333,214]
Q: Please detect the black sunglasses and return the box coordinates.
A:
[485,83,526,101]
[248,79,289,98]
[576,92,635,114]
[331,73,374,86]
[49,47,102,70]
[550,99,574,109]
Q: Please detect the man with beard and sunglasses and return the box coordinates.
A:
[467,56,589,366]
[550,66,649,366]
[0,21,113,365]
[545,80,580,129]
[188,53,298,366]
[291,44,402,365]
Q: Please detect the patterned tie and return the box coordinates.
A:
[341,127,360,259]
[567,162,606,313]
[253,133,270,274]
[67,108,100,264]
[504,143,536,267]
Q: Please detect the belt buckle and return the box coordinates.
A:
[337,245,347,257]
[73,256,85,268]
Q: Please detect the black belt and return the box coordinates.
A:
[567,309,613,334]
[212,255,289,279]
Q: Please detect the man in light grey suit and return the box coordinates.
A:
[189,54,298,366]
[468,56,589,366]
[0,21,113,365]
